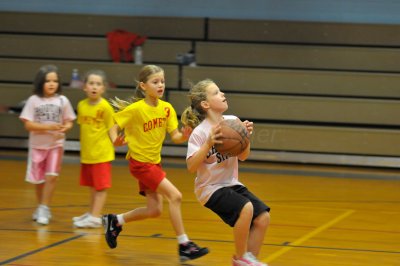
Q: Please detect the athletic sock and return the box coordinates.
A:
[177,234,189,244]
[116,214,125,225]
[39,204,48,209]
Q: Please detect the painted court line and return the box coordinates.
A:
[264,209,355,263]
[0,234,85,265]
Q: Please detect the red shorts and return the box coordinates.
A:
[80,162,112,191]
[128,158,166,196]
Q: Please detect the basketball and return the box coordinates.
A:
[215,118,250,156]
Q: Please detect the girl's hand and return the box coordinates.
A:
[50,123,69,140]
[59,124,71,133]
[181,126,193,140]
[207,124,223,148]
[242,120,253,135]
[49,124,63,131]
[113,132,127,146]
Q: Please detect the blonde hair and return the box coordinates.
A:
[110,65,164,111]
[181,79,215,128]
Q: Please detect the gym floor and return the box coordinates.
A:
[0,149,399,265]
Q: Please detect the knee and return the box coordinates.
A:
[168,191,182,205]
[253,211,270,229]
[148,206,162,218]
[241,202,254,217]
[45,175,58,183]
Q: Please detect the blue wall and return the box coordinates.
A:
[1,0,400,24]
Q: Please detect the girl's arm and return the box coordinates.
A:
[186,141,212,173]
[109,124,126,146]
[186,124,222,173]
[59,120,73,133]
[169,126,193,144]
[237,120,253,161]
[237,142,251,161]
[23,120,63,132]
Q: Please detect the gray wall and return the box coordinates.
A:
[1,0,400,24]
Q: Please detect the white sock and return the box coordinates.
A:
[177,234,189,244]
[117,214,125,225]
[39,204,48,209]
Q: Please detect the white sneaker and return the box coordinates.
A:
[33,207,52,221]
[73,215,102,228]
[72,212,89,222]
[232,256,254,266]
[243,252,267,266]
[36,205,51,225]
[232,252,268,266]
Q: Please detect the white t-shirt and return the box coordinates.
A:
[20,94,76,149]
[186,115,243,205]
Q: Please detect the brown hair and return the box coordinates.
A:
[134,65,164,99]
[83,69,108,89]
[33,65,62,97]
[181,79,215,128]
[110,65,164,111]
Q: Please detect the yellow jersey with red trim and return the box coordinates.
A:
[113,99,178,164]
[77,98,115,164]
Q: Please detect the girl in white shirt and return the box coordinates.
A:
[20,65,76,225]
[181,79,270,266]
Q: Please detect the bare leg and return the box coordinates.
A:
[40,175,57,205]
[155,178,185,236]
[233,202,253,258]
[122,190,163,222]
[89,188,95,213]
[247,211,270,256]
[35,183,44,204]
[119,178,184,236]
[91,188,107,217]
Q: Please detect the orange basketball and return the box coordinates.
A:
[215,118,250,156]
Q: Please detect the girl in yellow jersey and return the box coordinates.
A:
[102,65,209,262]
[74,70,115,228]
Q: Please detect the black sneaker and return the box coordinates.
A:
[102,214,122,249]
[179,241,209,262]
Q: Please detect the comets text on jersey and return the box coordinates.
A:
[143,117,167,132]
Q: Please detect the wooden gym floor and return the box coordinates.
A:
[0,149,399,266]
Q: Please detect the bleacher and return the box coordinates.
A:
[1,11,400,167]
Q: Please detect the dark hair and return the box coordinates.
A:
[33,65,62,97]
[83,69,108,88]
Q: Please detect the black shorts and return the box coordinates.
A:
[204,185,270,227]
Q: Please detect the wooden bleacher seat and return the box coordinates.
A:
[181,66,400,98]
[195,41,400,72]
[0,11,205,39]
[207,18,400,45]
[169,90,400,126]
[0,58,179,89]
[168,90,400,156]
[0,34,192,64]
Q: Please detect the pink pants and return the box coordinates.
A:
[25,147,64,184]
